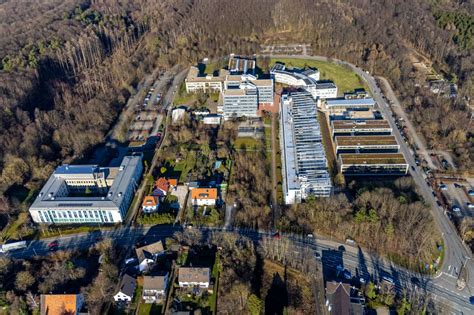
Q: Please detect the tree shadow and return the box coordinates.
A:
[264,271,288,315]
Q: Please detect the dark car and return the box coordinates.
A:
[410,277,420,285]
[469,296,474,305]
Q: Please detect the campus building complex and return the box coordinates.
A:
[29,155,143,224]
[324,97,408,176]
[280,91,332,204]
[270,63,338,99]
[185,58,275,118]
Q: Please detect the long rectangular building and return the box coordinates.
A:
[29,155,143,224]
[339,153,408,176]
[331,120,392,136]
[325,98,376,111]
[334,135,400,154]
[280,91,332,204]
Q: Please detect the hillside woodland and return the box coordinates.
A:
[0,0,472,221]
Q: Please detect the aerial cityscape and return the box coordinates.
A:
[0,1,473,314]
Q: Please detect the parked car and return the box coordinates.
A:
[468,190,474,197]
[454,183,464,189]
[439,184,448,191]
[381,276,394,285]
[470,296,474,305]
[467,203,474,209]
[452,205,461,213]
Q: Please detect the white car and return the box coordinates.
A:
[467,203,474,209]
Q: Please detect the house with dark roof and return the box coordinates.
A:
[143,271,169,303]
[325,281,365,315]
[136,241,165,272]
[178,267,210,288]
[114,274,137,303]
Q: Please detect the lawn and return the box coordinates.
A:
[138,303,162,315]
[234,137,260,150]
[269,57,369,96]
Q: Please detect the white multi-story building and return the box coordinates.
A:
[29,155,143,224]
[222,85,259,118]
[222,74,274,118]
[185,66,228,93]
[271,64,337,99]
[280,91,332,204]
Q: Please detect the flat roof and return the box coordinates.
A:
[326,98,376,107]
[335,135,398,146]
[223,89,247,96]
[280,91,332,194]
[316,82,337,89]
[339,153,407,165]
[332,120,391,130]
[30,155,142,210]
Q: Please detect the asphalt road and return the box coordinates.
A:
[5,225,474,313]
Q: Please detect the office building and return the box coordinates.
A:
[280,91,332,204]
[339,153,409,175]
[29,155,143,224]
[271,63,337,99]
[331,120,392,136]
[185,66,228,93]
[222,87,259,118]
[325,98,376,111]
[228,54,256,74]
[334,135,400,154]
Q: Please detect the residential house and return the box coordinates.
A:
[178,267,210,289]
[154,178,178,196]
[142,196,159,213]
[143,272,169,303]
[325,281,365,315]
[136,240,165,272]
[114,274,137,303]
[191,188,218,206]
[40,294,84,315]
[154,178,170,196]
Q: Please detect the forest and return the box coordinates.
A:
[0,0,472,225]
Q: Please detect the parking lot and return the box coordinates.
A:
[439,181,474,218]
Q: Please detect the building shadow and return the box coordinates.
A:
[321,249,344,282]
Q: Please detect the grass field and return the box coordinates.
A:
[234,137,260,150]
[269,57,369,96]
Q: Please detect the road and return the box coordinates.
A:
[5,225,474,313]
[377,77,437,170]
[125,67,188,225]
